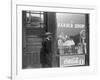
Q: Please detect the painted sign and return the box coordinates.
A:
[58,23,85,28]
[60,55,85,67]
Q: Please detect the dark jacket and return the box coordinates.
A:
[40,38,52,65]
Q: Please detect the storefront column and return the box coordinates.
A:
[45,12,58,67]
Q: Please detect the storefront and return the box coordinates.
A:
[22,11,89,69]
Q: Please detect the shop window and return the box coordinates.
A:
[56,13,89,67]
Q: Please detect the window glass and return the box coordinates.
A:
[56,13,89,67]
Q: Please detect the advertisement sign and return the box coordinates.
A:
[60,55,85,67]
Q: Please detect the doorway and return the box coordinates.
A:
[22,11,58,69]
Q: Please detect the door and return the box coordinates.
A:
[22,11,46,68]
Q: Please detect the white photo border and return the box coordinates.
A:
[11,2,97,80]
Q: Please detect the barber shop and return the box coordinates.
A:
[22,11,89,69]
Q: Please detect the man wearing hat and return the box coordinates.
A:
[40,32,53,68]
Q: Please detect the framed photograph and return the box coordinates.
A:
[11,0,97,80]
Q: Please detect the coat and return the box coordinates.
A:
[40,38,52,65]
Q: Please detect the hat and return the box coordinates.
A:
[45,32,53,36]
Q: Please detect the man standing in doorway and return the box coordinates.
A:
[40,32,53,68]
